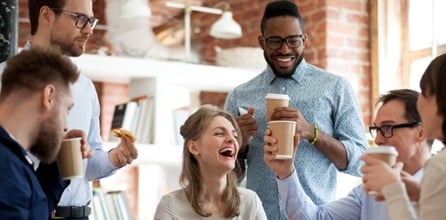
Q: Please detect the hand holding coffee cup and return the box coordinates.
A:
[362,146,399,196]
[57,137,84,180]
[63,129,93,159]
[268,120,297,159]
[264,125,300,180]
[265,93,290,122]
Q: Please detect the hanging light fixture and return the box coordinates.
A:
[210,4,242,39]
[121,0,151,18]
[166,1,243,61]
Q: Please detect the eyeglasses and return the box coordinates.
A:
[262,35,303,50]
[51,8,99,30]
[369,121,422,138]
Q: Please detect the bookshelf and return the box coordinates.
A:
[71,54,260,219]
[71,54,260,147]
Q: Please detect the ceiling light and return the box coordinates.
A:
[166,2,243,62]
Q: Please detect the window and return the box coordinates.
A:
[404,0,446,91]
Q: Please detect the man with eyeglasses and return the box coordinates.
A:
[0,1,139,219]
[263,89,431,220]
[224,1,367,219]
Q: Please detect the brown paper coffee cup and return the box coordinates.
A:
[365,145,398,195]
[57,137,83,180]
[265,93,290,122]
[268,120,296,160]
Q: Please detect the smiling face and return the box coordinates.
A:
[258,16,305,77]
[49,0,94,56]
[188,116,239,174]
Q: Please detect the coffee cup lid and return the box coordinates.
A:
[265,93,290,100]
[365,146,398,156]
[268,120,297,126]
[62,137,82,142]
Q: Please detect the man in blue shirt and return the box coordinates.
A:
[264,89,430,220]
[0,47,85,219]
[224,1,367,219]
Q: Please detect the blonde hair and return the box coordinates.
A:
[179,105,242,217]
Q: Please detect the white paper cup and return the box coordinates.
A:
[365,145,398,196]
[265,93,290,122]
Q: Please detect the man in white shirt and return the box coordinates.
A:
[1,0,139,219]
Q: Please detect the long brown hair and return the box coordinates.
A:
[419,53,446,143]
[179,105,242,217]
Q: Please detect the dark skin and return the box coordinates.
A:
[237,16,348,171]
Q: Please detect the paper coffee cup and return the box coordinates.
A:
[365,145,398,195]
[265,93,290,122]
[365,145,398,166]
[57,137,83,180]
[268,120,296,159]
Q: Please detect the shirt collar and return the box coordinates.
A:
[0,126,36,169]
[265,59,308,85]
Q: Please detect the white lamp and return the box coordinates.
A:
[166,2,243,61]
[210,6,242,39]
[121,0,151,18]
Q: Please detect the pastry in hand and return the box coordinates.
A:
[112,128,137,142]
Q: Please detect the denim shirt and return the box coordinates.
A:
[224,60,367,220]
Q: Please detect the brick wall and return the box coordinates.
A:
[96,0,372,217]
[199,0,371,126]
[16,0,371,218]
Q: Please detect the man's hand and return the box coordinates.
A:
[361,156,403,198]
[63,129,93,159]
[271,107,313,141]
[237,107,257,147]
[263,129,300,180]
[109,137,138,167]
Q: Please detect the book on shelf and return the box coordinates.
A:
[110,101,138,132]
[132,95,154,145]
[92,188,112,220]
[92,188,133,220]
[172,106,190,146]
[109,95,154,144]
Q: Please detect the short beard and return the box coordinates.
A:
[50,34,83,57]
[30,114,63,164]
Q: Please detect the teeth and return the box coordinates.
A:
[277,57,292,62]
[219,148,235,157]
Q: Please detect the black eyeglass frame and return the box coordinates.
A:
[50,8,99,30]
[369,121,422,138]
[262,34,304,50]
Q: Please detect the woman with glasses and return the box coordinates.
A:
[361,53,446,220]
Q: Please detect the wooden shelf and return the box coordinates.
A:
[71,54,260,92]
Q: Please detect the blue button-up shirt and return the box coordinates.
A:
[224,60,367,220]
[278,169,423,220]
